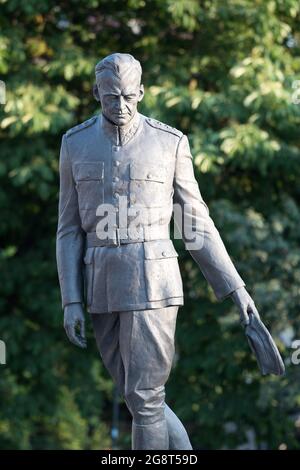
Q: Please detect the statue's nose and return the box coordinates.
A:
[116,96,126,112]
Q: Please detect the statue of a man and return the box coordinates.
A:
[56,53,260,450]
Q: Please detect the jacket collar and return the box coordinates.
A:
[100,111,141,146]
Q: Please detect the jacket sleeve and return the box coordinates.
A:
[173,134,245,301]
[56,134,85,309]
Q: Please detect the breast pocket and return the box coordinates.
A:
[143,239,183,301]
[129,162,167,208]
[73,162,104,210]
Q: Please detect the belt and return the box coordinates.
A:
[86,225,170,248]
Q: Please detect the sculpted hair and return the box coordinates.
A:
[93,53,142,101]
[95,53,142,80]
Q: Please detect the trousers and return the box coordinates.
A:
[90,306,193,450]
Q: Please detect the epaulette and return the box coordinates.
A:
[145,117,183,138]
[66,115,98,138]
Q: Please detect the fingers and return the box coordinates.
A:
[79,318,86,341]
[64,321,87,348]
[236,293,260,326]
[252,304,260,320]
[247,301,260,320]
[240,308,250,326]
[78,318,87,348]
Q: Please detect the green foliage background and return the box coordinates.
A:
[0,0,300,450]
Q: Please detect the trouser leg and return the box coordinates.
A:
[90,306,192,450]
[118,306,178,450]
[164,404,193,450]
[90,312,126,395]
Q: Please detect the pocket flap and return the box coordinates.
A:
[130,163,166,183]
[74,162,104,181]
[144,240,178,259]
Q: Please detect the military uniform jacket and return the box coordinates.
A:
[56,111,245,313]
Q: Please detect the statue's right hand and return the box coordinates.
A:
[64,303,87,349]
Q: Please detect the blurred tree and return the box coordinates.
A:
[0,0,300,449]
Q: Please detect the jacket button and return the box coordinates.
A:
[113,192,119,198]
[112,176,119,182]
[162,251,167,257]
[114,160,120,167]
[147,173,152,179]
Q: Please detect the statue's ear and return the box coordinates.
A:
[138,83,144,102]
[93,83,100,102]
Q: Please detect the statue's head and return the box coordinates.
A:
[93,53,144,127]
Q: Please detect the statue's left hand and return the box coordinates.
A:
[230,286,260,326]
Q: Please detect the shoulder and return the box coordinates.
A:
[145,116,183,138]
[65,115,98,138]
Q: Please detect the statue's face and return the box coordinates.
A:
[96,70,144,126]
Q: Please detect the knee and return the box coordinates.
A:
[124,385,166,425]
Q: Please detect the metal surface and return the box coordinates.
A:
[91,306,192,450]
[56,53,259,450]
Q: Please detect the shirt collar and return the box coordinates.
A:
[100,111,141,146]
